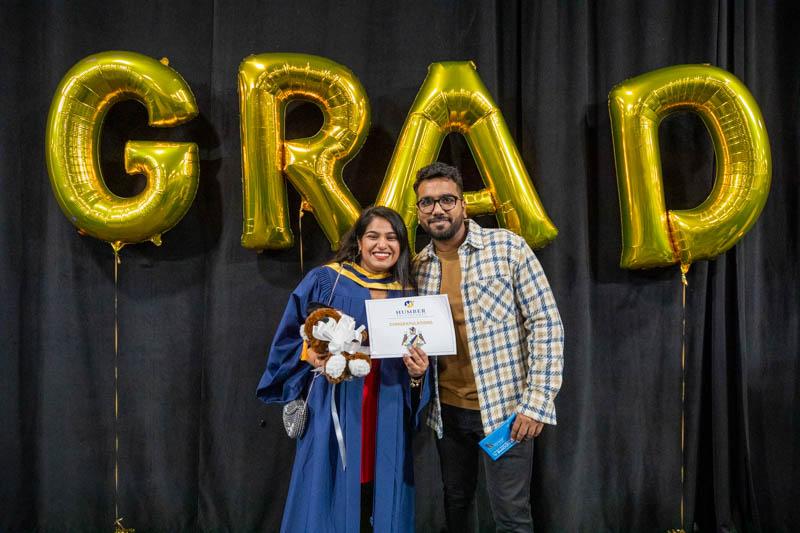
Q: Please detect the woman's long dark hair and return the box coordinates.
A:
[333,206,415,290]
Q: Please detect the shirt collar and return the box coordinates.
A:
[416,219,485,263]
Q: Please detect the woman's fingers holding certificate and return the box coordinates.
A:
[403,346,429,378]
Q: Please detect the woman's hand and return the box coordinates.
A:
[306,346,325,368]
[403,346,429,378]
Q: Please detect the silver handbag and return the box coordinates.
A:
[282,373,318,439]
[282,398,308,439]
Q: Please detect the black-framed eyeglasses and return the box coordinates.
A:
[416,194,462,214]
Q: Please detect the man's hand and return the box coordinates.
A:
[510,413,544,442]
[306,346,325,368]
[403,346,429,378]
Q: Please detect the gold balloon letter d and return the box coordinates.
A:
[609,64,771,269]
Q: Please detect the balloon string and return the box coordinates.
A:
[679,262,690,533]
[112,251,133,533]
[114,250,119,524]
[299,199,305,274]
[299,200,312,274]
[114,250,120,527]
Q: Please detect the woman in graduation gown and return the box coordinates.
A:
[257,206,430,533]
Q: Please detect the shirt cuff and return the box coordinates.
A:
[516,390,557,426]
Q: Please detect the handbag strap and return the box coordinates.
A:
[305,371,319,401]
[326,262,345,307]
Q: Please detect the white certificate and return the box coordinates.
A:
[364,295,456,358]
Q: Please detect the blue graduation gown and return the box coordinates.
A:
[257,264,429,533]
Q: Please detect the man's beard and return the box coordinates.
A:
[425,214,464,241]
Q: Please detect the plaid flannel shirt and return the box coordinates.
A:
[414,220,564,437]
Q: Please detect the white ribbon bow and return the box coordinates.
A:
[312,314,367,355]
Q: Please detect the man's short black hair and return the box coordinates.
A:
[413,162,463,194]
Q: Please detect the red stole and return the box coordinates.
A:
[361,359,381,483]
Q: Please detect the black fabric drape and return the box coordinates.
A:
[1,1,798,531]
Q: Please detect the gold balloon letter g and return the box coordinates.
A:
[45,51,200,252]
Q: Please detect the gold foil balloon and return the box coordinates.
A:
[45,51,200,252]
[238,53,370,250]
[375,61,557,251]
[609,64,771,269]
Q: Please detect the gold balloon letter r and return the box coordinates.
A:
[238,53,370,250]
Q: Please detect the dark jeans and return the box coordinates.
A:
[437,404,535,533]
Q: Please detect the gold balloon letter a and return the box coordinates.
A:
[609,64,771,269]
[45,51,200,251]
[238,53,370,250]
[376,61,557,251]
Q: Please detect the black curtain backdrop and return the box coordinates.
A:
[2,1,798,531]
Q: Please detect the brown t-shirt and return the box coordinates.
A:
[435,247,480,410]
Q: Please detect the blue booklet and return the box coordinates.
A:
[478,414,518,461]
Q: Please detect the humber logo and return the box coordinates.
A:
[396,300,425,316]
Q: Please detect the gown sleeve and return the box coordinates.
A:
[256,267,331,404]
[407,367,432,430]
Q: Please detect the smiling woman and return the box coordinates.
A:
[256,205,429,532]
[356,217,401,275]
[332,206,416,290]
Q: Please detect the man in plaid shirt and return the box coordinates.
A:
[411,162,563,532]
